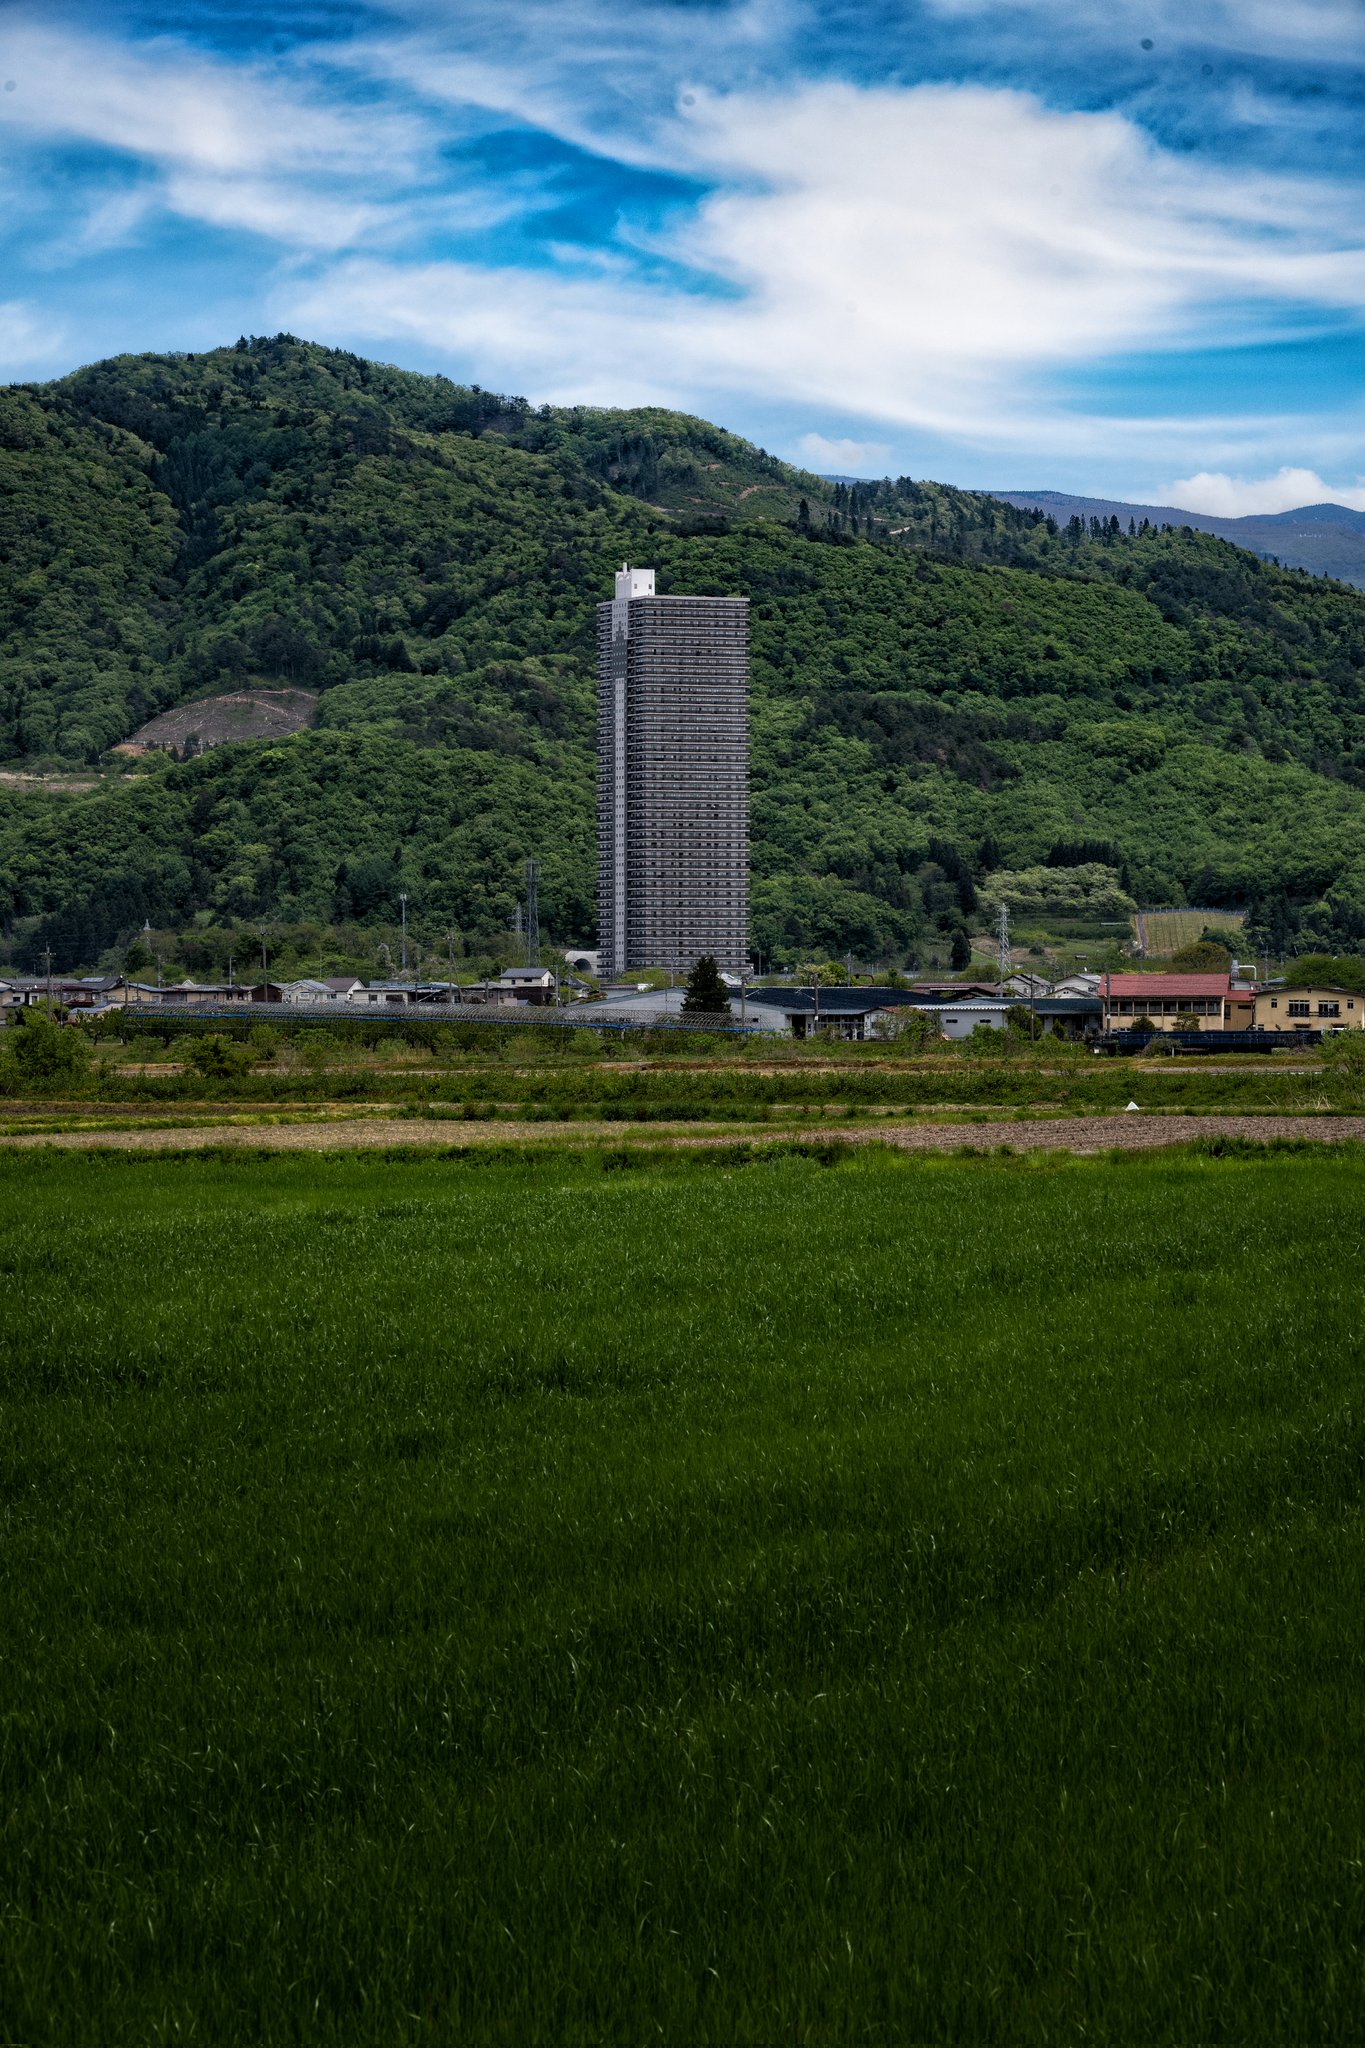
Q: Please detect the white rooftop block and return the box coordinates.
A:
[614,564,656,602]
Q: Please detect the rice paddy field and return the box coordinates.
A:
[3,1140,1364,2043]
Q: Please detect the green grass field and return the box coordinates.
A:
[3,1144,1364,2043]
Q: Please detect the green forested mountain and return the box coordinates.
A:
[3,333,1365,969]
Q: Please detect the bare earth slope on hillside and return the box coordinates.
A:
[123,689,318,752]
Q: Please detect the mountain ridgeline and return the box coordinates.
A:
[991,490,1365,590]
[3,333,1365,969]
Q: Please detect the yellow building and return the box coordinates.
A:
[1225,986,1255,1029]
[1253,986,1364,1032]
[1101,972,1231,1033]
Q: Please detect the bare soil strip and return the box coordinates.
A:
[879,1114,1365,1153]
[3,1113,1364,1155]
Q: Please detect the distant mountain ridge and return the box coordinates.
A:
[991,490,1365,588]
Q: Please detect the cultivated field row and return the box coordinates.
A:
[4,1111,1365,1154]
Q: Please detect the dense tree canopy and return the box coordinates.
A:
[4,334,1365,968]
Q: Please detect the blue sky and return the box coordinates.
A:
[3,0,1365,508]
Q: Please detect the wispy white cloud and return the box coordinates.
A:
[0,21,403,172]
[1168,466,1365,515]
[53,183,161,260]
[0,297,68,375]
[280,80,1365,456]
[161,172,394,252]
[5,1,1365,491]
[349,0,798,160]
[921,0,1365,62]
[798,433,892,472]
[0,16,430,250]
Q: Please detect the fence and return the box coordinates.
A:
[1098,1029,1318,1056]
[112,1000,768,1038]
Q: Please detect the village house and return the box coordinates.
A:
[3,974,130,1010]
[1100,972,1234,1033]
[278,979,338,1006]
[497,966,557,1004]
[1252,985,1364,1032]
[352,980,424,1007]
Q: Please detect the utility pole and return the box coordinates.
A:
[258,928,267,974]
[996,901,1011,995]
[524,859,539,970]
[399,892,408,976]
[44,944,52,1015]
[846,950,853,986]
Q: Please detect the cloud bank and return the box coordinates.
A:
[1169,467,1365,516]
[798,433,892,473]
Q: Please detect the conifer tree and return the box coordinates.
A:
[682,955,731,1016]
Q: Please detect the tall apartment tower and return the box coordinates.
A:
[597,565,748,978]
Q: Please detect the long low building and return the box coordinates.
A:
[742,987,1103,1041]
[1100,973,1241,1032]
[1,974,129,1009]
[1101,972,1365,1035]
[125,981,281,1006]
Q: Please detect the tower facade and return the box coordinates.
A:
[597,566,748,978]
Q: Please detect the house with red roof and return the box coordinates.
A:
[1100,972,1234,1033]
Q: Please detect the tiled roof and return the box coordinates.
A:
[746,984,994,1010]
[1102,974,1231,999]
[746,989,890,1014]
